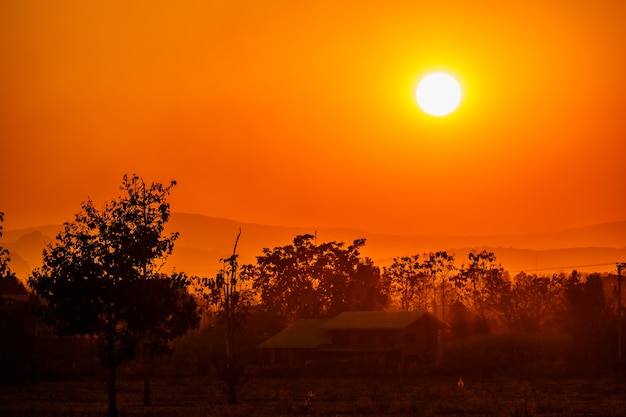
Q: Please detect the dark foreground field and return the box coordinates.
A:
[1,375,625,417]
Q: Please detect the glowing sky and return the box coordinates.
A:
[1,0,625,236]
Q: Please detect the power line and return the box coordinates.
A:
[508,262,620,274]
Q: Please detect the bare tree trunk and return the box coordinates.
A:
[441,279,446,323]
[433,285,437,319]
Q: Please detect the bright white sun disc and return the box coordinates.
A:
[416,73,462,116]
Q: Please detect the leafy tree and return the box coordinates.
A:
[343,256,388,312]
[453,250,506,329]
[194,229,254,404]
[560,272,614,365]
[383,255,428,311]
[315,238,388,316]
[422,251,456,322]
[499,272,563,332]
[0,214,28,332]
[28,175,199,417]
[252,234,386,323]
[0,212,36,382]
[0,212,16,294]
[252,234,319,322]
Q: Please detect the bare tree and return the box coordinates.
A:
[195,229,254,404]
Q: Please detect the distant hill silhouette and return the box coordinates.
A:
[2,213,625,282]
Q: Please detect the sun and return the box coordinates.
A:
[415,72,462,116]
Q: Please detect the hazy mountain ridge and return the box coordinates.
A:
[2,213,625,280]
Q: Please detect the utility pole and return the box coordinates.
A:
[618,262,625,365]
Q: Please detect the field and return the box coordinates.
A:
[1,374,625,417]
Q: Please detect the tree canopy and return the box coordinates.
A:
[28,175,199,417]
[251,235,388,323]
[0,212,16,287]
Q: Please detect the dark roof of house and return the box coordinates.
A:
[258,311,441,350]
[320,311,430,330]
[258,319,330,349]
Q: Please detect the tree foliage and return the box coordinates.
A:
[453,250,506,326]
[28,175,199,417]
[498,272,563,332]
[560,272,615,364]
[251,235,387,323]
[383,255,427,311]
[0,212,16,287]
[422,251,456,321]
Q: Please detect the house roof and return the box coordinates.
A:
[258,319,330,349]
[320,311,430,330]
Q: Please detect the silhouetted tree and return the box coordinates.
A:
[194,229,254,404]
[499,272,563,332]
[0,210,29,315]
[344,256,389,311]
[383,255,428,311]
[453,250,506,331]
[315,238,388,316]
[0,212,36,382]
[252,234,319,322]
[251,235,386,323]
[560,271,614,366]
[422,251,456,322]
[448,300,484,338]
[0,212,16,296]
[28,175,199,417]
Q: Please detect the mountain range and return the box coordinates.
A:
[3,213,625,282]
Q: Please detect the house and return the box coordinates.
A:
[258,319,329,368]
[259,311,442,370]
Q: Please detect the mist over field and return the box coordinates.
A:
[4,213,625,280]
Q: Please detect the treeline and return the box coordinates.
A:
[240,233,621,355]
[0,176,624,413]
[235,233,622,375]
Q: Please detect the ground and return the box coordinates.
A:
[1,374,625,416]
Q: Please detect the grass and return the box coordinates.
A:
[1,374,625,416]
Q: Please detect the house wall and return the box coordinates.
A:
[402,319,438,360]
[332,330,402,346]
[259,313,441,372]
[262,348,311,368]
[327,319,438,360]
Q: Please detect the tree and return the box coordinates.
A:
[314,238,388,316]
[0,212,36,382]
[422,251,456,322]
[499,272,563,332]
[453,250,506,330]
[28,175,199,417]
[252,234,320,322]
[252,235,386,323]
[383,255,427,311]
[560,272,614,365]
[194,229,254,404]
[0,212,16,294]
[343,256,388,312]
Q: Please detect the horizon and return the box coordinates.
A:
[4,209,626,239]
[3,211,624,282]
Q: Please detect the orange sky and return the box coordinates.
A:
[1,0,625,236]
